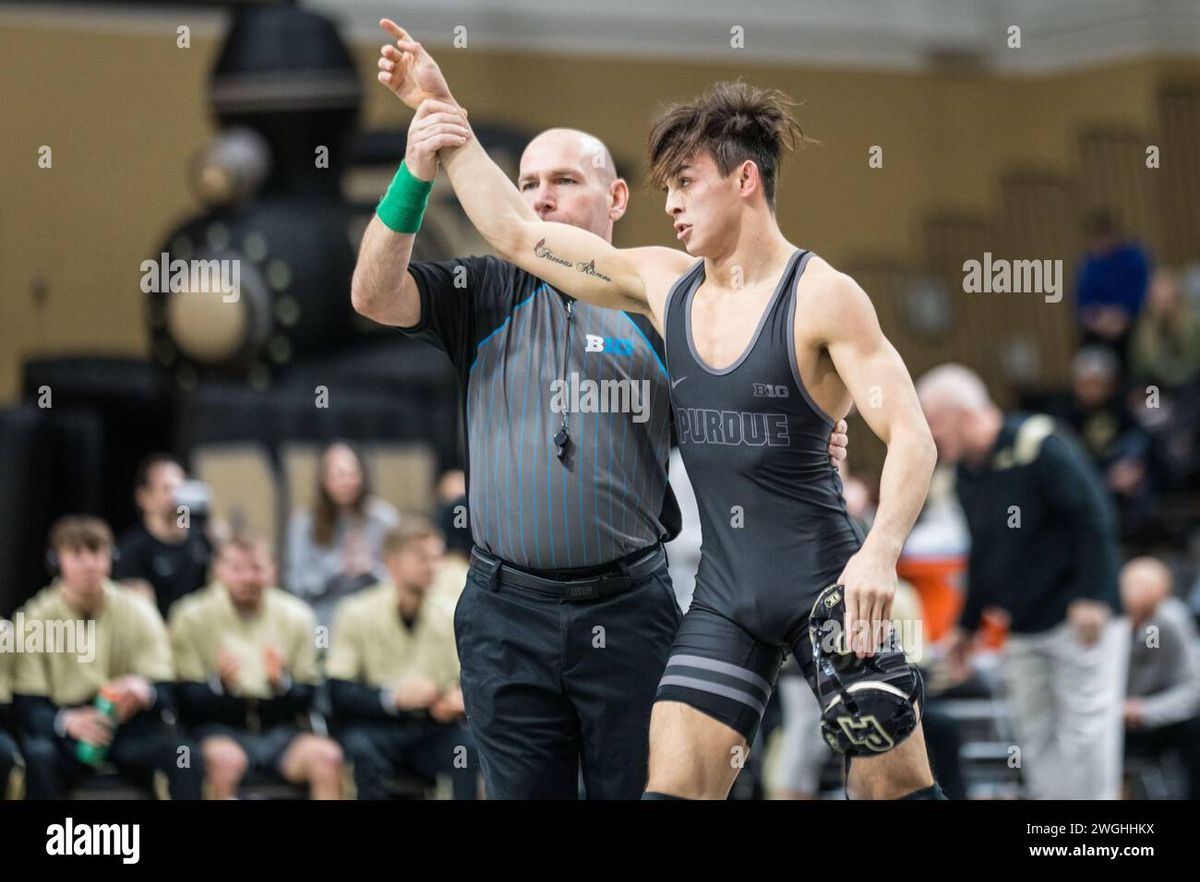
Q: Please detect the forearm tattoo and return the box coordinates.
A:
[534,238,612,282]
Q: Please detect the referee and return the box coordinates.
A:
[352,102,845,797]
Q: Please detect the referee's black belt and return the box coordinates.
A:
[470,543,665,602]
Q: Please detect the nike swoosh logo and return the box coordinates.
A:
[671,376,688,389]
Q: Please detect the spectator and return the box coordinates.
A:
[1130,268,1200,391]
[1054,347,1155,539]
[918,364,1128,799]
[768,667,826,799]
[328,520,477,799]
[286,441,400,627]
[428,470,470,619]
[171,534,344,799]
[1062,348,1150,467]
[1120,557,1200,800]
[1,617,22,798]
[13,516,203,800]
[434,469,471,562]
[1075,210,1150,367]
[115,453,214,621]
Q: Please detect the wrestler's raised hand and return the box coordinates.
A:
[377,19,457,112]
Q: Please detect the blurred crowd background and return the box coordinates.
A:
[2,0,1200,799]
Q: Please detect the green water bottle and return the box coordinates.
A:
[75,685,119,766]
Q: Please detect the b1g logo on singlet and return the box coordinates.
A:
[585,334,633,356]
[676,407,790,447]
[752,383,790,399]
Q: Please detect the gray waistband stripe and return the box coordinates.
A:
[658,675,767,715]
[666,653,773,694]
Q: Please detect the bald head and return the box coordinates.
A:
[1121,556,1173,623]
[523,128,617,183]
[916,364,992,413]
[517,128,627,239]
[916,363,1000,465]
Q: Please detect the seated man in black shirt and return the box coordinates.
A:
[115,453,213,621]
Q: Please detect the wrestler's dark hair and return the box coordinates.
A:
[647,80,815,210]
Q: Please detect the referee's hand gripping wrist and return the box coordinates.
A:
[404,99,472,182]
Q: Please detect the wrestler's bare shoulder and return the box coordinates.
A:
[795,253,873,316]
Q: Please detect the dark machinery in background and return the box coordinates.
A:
[149,3,363,387]
[0,3,534,614]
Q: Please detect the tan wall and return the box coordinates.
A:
[2,15,1197,406]
[1,22,220,403]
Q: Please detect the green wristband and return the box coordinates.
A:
[376,161,434,234]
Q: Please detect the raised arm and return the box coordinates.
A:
[350,100,470,326]
[440,129,662,314]
[811,268,938,657]
[350,218,421,327]
[374,21,690,326]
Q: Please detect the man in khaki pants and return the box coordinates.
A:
[0,618,23,798]
[918,364,1128,799]
[997,613,1129,799]
[170,535,345,799]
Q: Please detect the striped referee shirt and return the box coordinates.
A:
[404,256,673,571]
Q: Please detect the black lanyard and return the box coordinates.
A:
[553,294,574,462]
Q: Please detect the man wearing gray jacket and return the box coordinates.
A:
[1121,556,1200,799]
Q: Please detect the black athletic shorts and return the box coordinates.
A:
[654,600,820,745]
[193,723,302,777]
